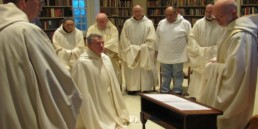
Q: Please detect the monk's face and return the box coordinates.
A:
[133,7,143,20]
[205,5,214,20]
[97,17,108,30]
[213,2,236,27]
[165,8,177,23]
[63,20,75,33]
[89,37,104,56]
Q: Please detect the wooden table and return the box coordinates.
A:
[139,93,223,129]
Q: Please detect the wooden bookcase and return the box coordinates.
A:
[240,0,258,16]
[39,0,73,39]
[147,0,213,27]
[100,0,133,32]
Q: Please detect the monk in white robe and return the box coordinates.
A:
[53,18,85,71]
[187,4,225,98]
[199,1,258,129]
[87,13,122,86]
[72,34,130,129]
[0,2,81,129]
[120,5,157,93]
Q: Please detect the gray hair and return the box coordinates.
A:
[86,34,103,45]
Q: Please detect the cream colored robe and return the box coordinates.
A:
[72,48,130,129]
[87,21,122,85]
[199,15,258,129]
[120,16,157,91]
[187,17,225,98]
[0,3,82,129]
[53,24,85,71]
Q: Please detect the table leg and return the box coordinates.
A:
[140,112,147,129]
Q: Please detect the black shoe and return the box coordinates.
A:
[142,90,154,93]
[127,91,138,95]
[171,92,182,96]
[160,91,170,94]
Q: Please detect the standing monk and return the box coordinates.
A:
[120,5,157,94]
[187,4,225,98]
[199,0,258,129]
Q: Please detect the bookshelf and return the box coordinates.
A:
[39,0,73,39]
[240,0,258,16]
[100,0,133,32]
[147,0,213,27]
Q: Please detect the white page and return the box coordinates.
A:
[166,101,211,110]
[145,94,187,102]
[144,94,211,110]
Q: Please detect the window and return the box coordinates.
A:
[73,0,87,31]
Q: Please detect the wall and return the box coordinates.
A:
[0,0,2,4]
[87,0,99,27]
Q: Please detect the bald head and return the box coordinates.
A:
[213,0,238,27]
[205,4,214,20]
[165,6,178,23]
[96,13,108,30]
[214,0,237,12]
[132,5,144,20]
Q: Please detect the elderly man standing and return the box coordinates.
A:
[187,4,225,98]
[0,0,82,129]
[120,5,157,94]
[156,6,191,94]
[87,13,121,86]
[199,0,258,129]
[72,34,130,129]
[53,18,85,71]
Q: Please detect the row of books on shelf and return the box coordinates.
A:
[147,8,205,16]
[117,9,132,16]
[41,8,73,17]
[101,8,132,17]
[109,17,128,26]
[100,0,132,7]
[241,7,258,15]
[241,0,258,4]
[45,0,72,6]
[179,8,205,15]
[41,20,62,30]
[147,0,212,7]
[148,9,165,15]
[45,32,55,40]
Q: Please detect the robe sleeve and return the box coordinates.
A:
[187,22,217,73]
[52,30,85,69]
[25,26,82,129]
[52,31,72,60]
[155,21,161,51]
[139,20,156,70]
[104,25,119,55]
[120,20,156,70]
[120,21,141,68]
[69,30,85,67]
